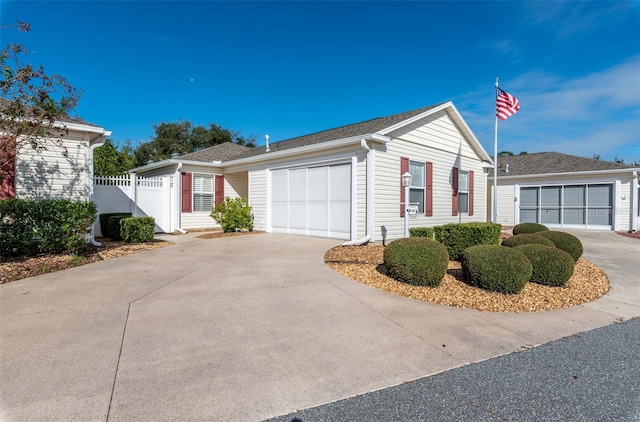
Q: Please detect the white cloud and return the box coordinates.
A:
[457,56,640,162]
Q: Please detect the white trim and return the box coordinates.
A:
[632,171,639,231]
[488,168,639,183]
[350,155,357,241]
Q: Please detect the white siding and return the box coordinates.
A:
[355,151,368,239]
[372,110,489,243]
[224,172,248,199]
[495,184,516,225]
[15,135,90,200]
[249,169,267,232]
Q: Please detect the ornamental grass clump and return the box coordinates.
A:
[501,233,555,248]
[461,245,532,294]
[512,222,549,235]
[515,244,574,287]
[537,231,583,262]
[383,237,449,287]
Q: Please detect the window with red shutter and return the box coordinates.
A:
[215,175,224,206]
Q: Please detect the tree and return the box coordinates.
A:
[498,151,514,157]
[93,139,135,176]
[0,21,82,182]
[132,120,256,167]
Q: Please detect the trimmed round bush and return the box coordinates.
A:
[512,222,549,235]
[383,237,449,287]
[515,244,574,287]
[461,245,532,294]
[537,231,583,262]
[501,234,555,248]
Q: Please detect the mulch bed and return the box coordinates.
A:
[324,245,611,312]
[0,238,172,284]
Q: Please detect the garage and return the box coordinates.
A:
[519,183,613,229]
[270,163,351,239]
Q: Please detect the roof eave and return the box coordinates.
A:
[223,133,390,167]
[488,167,640,183]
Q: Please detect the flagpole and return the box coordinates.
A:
[493,77,499,224]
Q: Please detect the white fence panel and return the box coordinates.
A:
[93,175,172,236]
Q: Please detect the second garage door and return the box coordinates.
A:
[270,164,351,239]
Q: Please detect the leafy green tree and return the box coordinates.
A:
[0,21,82,182]
[133,120,256,167]
[93,139,135,175]
[497,151,514,157]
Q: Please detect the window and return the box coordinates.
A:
[409,161,425,213]
[193,174,214,212]
[458,170,469,213]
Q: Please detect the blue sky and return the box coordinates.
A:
[3,1,639,163]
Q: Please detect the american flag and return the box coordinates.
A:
[496,87,520,120]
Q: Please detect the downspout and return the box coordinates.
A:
[88,132,110,246]
[342,139,372,246]
[174,162,187,234]
[632,170,638,232]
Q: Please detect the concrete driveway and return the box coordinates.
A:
[1,231,638,421]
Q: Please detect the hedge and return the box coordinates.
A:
[409,227,435,239]
[383,237,449,287]
[0,198,97,256]
[120,217,156,243]
[99,213,132,240]
[461,245,532,294]
[434,223,502,260]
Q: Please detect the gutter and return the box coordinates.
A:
[88,130,112,246]
[342,139,373,246]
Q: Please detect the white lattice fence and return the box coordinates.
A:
[92,175,172,236]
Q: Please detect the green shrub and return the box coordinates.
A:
[501,234,555,248]
[461,245,532,294]
[537,231,583,262]
[0,198,96,256]
[120,217,156,243]
[383,237,449,287]
[99,213,132,240]
[211,197,253,233]
[515,244,574,287]
[434,223,502,261]
[409,227,435,239]
[512,223,549,235]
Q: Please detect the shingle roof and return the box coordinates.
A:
[178,142,251,162]
[230,103,445,161]
[489,152,638,177]
[0,97,103,128]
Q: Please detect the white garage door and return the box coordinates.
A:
[270,163,351,239]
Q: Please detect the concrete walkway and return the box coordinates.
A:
[1,231,638,421]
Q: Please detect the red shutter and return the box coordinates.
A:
[452,167,459,216]
[425,162,433,217]
[215,175,224,206]
[468,170,474,216]
[181,172,192,213]
[400,157,409,217]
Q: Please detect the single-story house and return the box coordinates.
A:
[1,114,111,201]
[489,152,639,232]
[133,101,494,243]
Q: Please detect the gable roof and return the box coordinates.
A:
[489,152,638,177]
[178,142,250,162]
[231,103,446,160]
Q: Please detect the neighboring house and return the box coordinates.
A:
[1,115,111,201]
[489,152,639,232]
[133,101,493,243]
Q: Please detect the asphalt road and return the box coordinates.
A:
[269,317,640,422]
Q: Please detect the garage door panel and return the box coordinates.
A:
[271,170,289,229]
[269,164,351,239]
[308,167,329,231]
